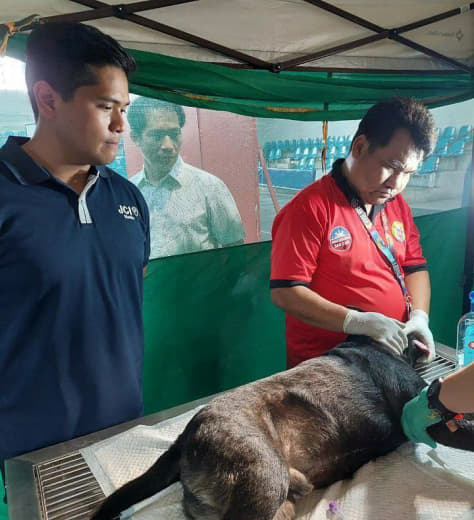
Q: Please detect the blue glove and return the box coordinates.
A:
[401,386,441,449]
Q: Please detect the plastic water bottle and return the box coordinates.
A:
[456,291,474,368]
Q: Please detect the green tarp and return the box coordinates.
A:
[6,33,474,121]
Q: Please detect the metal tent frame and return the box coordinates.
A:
[17,0,474,74]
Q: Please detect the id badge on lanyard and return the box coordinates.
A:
[351,198,412,314]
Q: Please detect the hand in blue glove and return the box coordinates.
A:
[401,386,441,449]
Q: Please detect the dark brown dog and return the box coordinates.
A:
[91,337,474,520]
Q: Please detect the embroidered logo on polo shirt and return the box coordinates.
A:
[118,204,140,220]
[391,221,405,242]
[329,226,352,252]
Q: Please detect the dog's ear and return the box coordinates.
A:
[404,334,430,366]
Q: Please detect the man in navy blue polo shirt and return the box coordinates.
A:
[0,22,150,498]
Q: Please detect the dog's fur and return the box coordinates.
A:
[91,337,474,520]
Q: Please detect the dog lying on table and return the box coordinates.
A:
[91,336,474,520]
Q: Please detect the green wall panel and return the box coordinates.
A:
[0,471,7,520]
[416,207,468,348]
[142,242,286,414]
[142,209,468,414]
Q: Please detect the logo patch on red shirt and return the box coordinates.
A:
[329,226,352,252]
[391,221,405,242]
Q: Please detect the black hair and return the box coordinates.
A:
[351,97,436,157]
[127,96,186,142]
[25,22,136,120]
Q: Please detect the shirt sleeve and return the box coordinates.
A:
[270,192,326,286]
[206,178,246,246]
[400,198,427,274]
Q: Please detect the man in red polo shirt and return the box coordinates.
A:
[270,97,437,368]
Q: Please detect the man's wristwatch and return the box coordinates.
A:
[426,378,456,421]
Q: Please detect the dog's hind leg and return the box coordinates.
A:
[288,467,313,498]
[220,475,289,520]
[218,453,292,520]
[269,468,313,520]
[272,499,297,520]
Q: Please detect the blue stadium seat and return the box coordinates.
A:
[263,141,276,160]
[309,144,319,159]
[441,126,457,142]
[419,155,439,174]
[446,140,465,157]
[262,141,272,154]
[337,143,348,158]
[297,157,308,170]
[292,139,306,160]
[435,138,449,154]
[323,145,337,167]
[292,145,303,160]
[458,125,472,142]
[436,144,449,158]
[307,157,316,170]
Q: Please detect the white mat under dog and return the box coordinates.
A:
[80,406,474,520]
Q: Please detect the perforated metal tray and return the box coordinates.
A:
[34,452,104,520]
[415,342,456,384]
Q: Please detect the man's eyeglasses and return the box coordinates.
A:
[145,128,181,142]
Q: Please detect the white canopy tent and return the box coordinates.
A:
[0,0,473,72]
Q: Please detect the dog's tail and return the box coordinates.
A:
[90,438,182,520]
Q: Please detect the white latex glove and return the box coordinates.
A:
[403,309,436,363]
[343,310,408,355]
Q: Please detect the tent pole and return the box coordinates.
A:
[43,0,199,23]
[391,35,473,74]
[278,33,387,70]
[298,0,474,73]
[258,146,280,214]
[56,0,272,69]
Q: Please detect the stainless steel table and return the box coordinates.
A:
[5,343,456,520]
[5,394,212,520]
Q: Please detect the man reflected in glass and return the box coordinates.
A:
[128,97,245,259]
